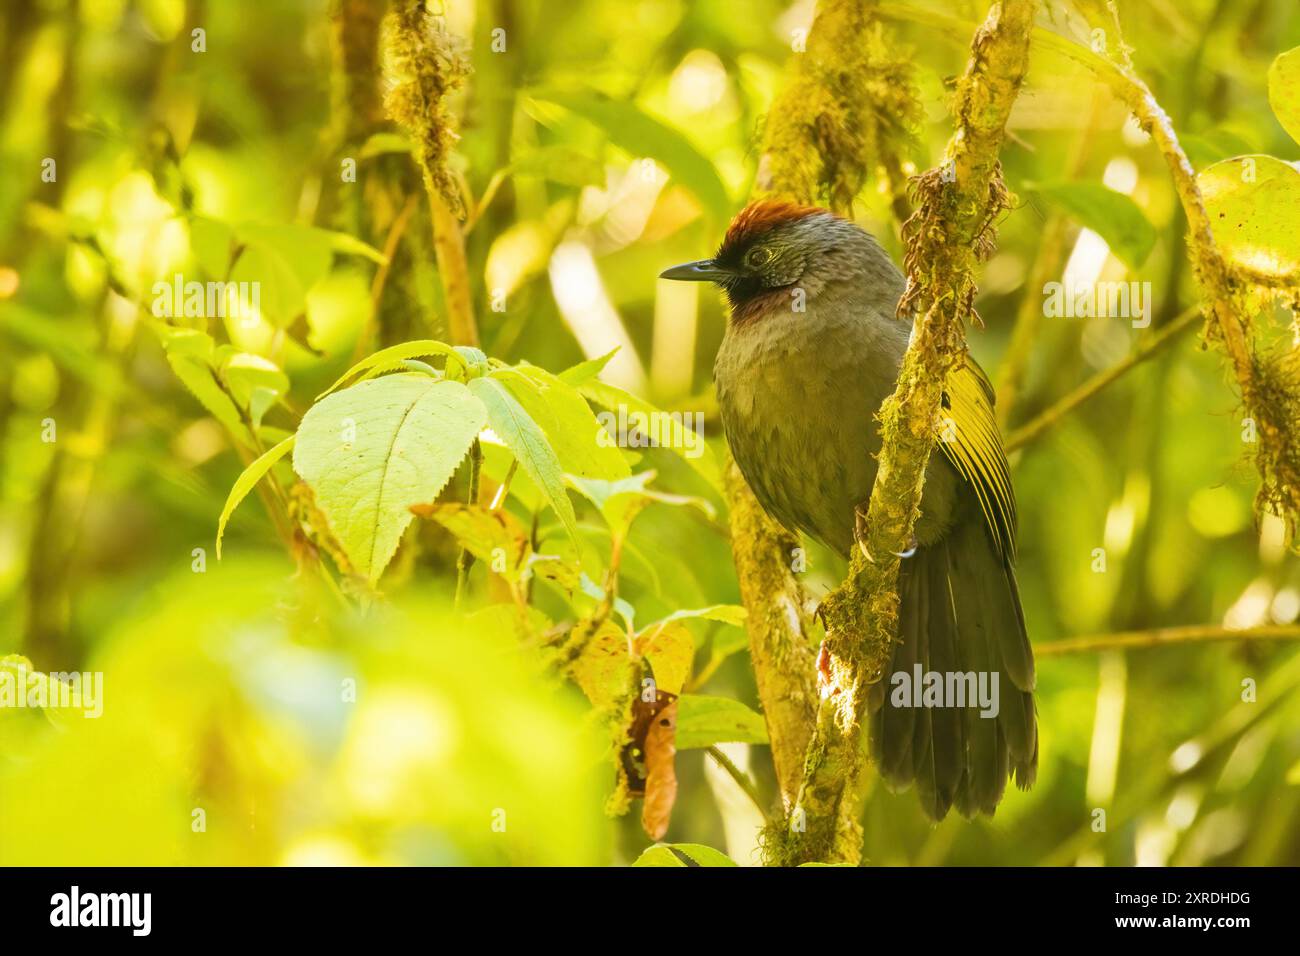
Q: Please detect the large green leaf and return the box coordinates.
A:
[674,694,769,750]
[215,435,295,558]
[1029,182,1156,269]
[468,376,579,545]
[293,374,487,583]
[492,364,630,481]
[1268,46,1300,148]
[1198,155,1300,283]
[532,91,731,221]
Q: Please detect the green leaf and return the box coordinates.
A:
[674,694,769,750]
[157,327,251,442]
[189,215,236,277]
[413,503,530,582]
[317,340,460,399]
[636,621,693,695]
[1268,46,1300,148]
[1029,182,1157,269]
[493,364,630,481]
[631,843,737,867]
[1180,128,1258,169]
[469,376,579,546]
[507,144,606,188]
[578,380,722,490]
[569,470,716,535]
[292,374,487,583]
[532,91,731,222]
[215,435,295,558]
[359,131,412,159]
[557,347,619,386]
[1199,155,1300,282]
[648,605,747,629]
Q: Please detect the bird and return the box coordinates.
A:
[660,199,1037,820]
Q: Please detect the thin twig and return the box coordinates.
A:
[706,746,768,819]
[1037,624,1300,657]
[1004,304,1203,452]
[454,438,483,608]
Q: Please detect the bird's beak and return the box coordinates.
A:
[659,258,735,282]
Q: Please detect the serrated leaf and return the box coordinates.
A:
[468,376,578,546]
[493,364,630,480]
[1029,182,1156,269]
[532,91,731,221]
[292,374,487,583]
[1268,46,1300,148]
[674,694,769,750]
[216,435,295,558]
[631,843,737,867]
[1199,155,1300,282]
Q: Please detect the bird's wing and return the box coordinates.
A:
[938,358,1017,561]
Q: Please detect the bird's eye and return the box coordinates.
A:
[745,246,772,269]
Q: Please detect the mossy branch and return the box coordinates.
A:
[1088,4,1300,543]
[382,0,479,347]
[770,0,1037,868]
[724,0,922,816]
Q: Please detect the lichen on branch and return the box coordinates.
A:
[771,0,1037,867]
[724,0,923,817]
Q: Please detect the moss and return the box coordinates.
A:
[381,0,472,218]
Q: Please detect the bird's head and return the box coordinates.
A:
[659,199,891,323]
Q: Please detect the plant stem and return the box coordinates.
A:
[1036,624,1300,657]
[454,439,483,608]
[706,746,768,820]
[1004,304,1203,452]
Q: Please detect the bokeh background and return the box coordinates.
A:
[1,0,1299,865]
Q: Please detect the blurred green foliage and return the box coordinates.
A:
[1,0,1299,866]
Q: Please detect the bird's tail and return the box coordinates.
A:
[868,513,1038,820]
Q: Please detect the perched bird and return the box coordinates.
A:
[660,199,1037,820]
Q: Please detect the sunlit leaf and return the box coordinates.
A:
[468,376,579,546]
[631,843,737,867]
[1029,182,1157,269]
[493,364,631,480]
[578,380,722,490]
[215,435,294,558]
[292,374,487,583]
[1199,155,1300,282]
[317,339,460,399]
[1268,46,1300,147]
[674,694,769,750]
[532,90,731,221]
